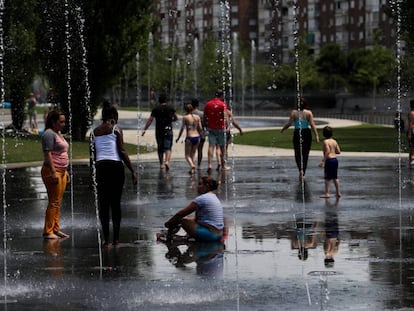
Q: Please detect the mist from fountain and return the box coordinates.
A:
[0,0,7,305]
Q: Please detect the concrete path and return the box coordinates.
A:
[115,110,399,161]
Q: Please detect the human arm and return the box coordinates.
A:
[281,110,294,133]
[196,116,203,135]
[308,110,320,143]
[226,109,243,135]
[43,150,59,184]
[172,112,178,122]
[141,116,154,136]
[115,128,138,185]
[175,116,185,143]
[335,140,341,154]
[165,201,197,229]
[319,140,328,167]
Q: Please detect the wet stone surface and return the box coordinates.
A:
[0,155,414,310]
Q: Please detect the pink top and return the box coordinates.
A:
[42,129,69,170]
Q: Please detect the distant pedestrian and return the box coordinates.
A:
[281,97,319,180]
[175,103,202,174]
[142,93,178,170]
[27,93,38,130]
[319,126,341,198]
[190,98,207,169]
[204,90,243,172]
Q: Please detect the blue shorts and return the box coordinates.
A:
[195,225,222,242]
[324,158,338,180]
[208,129,225,146]
[186,136,200,145]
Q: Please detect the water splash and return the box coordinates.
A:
[147,33,153,110]
[193,37,199,97]
[73,6,91,243]
[64,0,75,239]
[250,40,256,117]
[219,1,239,310]
[0,0,7,305]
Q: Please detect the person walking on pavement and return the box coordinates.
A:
[142,93,178,170]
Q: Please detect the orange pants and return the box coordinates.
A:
[41,166,68,235]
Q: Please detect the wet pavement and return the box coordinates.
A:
[1,154,414,310]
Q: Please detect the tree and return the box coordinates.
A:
[316,43,347,91]
[36,0,153,140]
[347,45,396,95]
[4,0,41,130]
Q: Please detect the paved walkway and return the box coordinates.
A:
[116,110,399,161]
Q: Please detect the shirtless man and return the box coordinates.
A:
[319,126,341,198]
[407,100,414,165]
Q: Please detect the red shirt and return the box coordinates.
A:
[204,97,227,130]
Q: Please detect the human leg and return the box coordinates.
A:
[324,179,331,197]
[184,140,194,169]
[111,163,125,243]
[180,217,198,238]
[96,162,112,243]
[41,166,67,238]
[197,138,205,167]
[301,129,312,175]
[293,130,302,175]
[334,179,341,197]
[156,134,164,168]
[164,134,173,170]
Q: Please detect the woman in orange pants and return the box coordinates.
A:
[41,110,70,239]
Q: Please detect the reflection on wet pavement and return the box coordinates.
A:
[1,156,414,310]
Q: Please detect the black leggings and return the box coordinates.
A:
[96,160,125,242]
[293,128,312,175]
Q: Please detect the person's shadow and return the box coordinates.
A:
[157,170,174,199]
[290,212,319,261]
[43,238,67,276]
[163,240,224,279]
[323,198,340,268]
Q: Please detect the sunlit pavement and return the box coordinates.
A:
[1,151,414,310]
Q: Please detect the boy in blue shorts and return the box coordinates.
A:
[319,126,341,198]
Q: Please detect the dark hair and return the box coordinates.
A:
[410,99,414,109]
[323,126,333,138]
[159,93,167,104]
[45,110,64,130]
[201,176,218,191]
[191,98,199,108]
[296,97,308,110]
[101,101,118,123]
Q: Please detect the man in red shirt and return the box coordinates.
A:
[203,90,228,172]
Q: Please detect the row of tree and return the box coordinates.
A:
[4,0,152,140]
[2,0,414,140]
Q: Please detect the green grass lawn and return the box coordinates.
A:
[2,133,142,164]
[0,124,406,164]
[233,124,406,153]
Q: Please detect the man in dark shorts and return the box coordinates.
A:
[142,93,178,170]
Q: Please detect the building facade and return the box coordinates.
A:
[153,0,399,64]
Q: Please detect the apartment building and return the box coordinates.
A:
[153,0,398,64]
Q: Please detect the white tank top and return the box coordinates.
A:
[93,125,122,162]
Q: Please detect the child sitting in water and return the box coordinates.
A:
[319,126,341,198]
